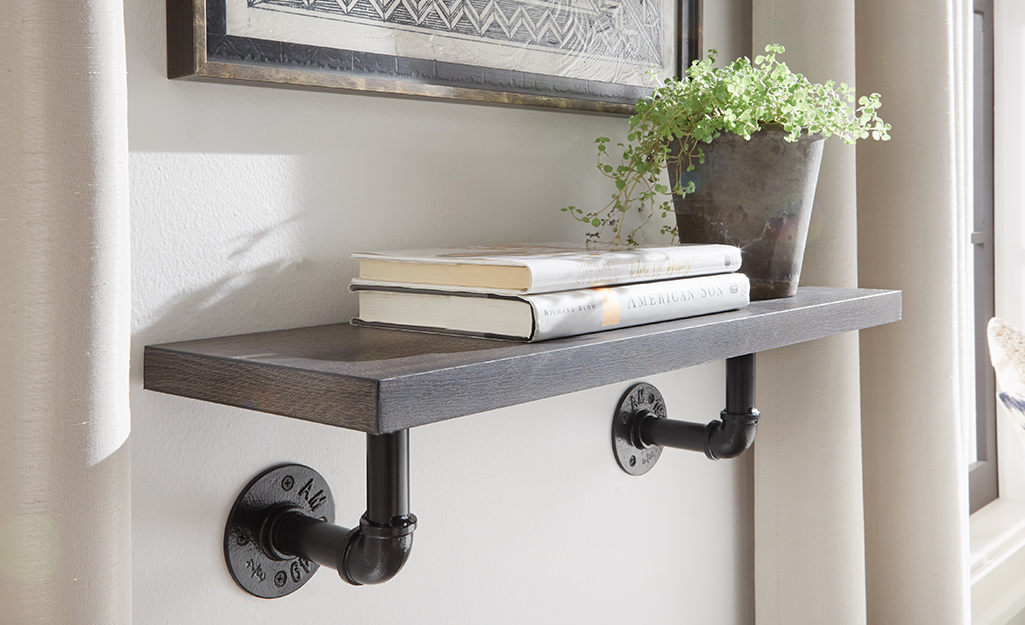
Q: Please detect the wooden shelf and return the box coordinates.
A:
[144,286,901,434]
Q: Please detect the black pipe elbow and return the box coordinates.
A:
[615,355,761,472]
[704,408,760,460]
[340,513,417,586]
[705,353,760,460]
[271,508,417,586]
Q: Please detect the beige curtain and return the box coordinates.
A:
[0,0,132,623]
[857,0,972,623]
[751,0,972,623]
[750,2,868,624]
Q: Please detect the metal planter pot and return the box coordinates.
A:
[669,129,825,300]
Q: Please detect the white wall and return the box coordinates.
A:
[126,0,753,623]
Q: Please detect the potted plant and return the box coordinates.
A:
[562,44,891,299]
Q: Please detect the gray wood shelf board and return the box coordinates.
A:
[144,286,901,434]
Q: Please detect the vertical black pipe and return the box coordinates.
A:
[726,354,756,415]
[366,430,409,524]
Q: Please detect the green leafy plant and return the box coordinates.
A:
[562,44,891,246]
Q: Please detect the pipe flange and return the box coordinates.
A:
[612,382,667,476]
[224,464,335,598]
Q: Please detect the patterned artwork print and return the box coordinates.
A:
[249,0,663,65]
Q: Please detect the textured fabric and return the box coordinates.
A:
[0,0,132,622]
[750,2,868,623]
[857,1,972,623]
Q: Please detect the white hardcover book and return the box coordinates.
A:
[351,243,743,295]
[352,272,751,342]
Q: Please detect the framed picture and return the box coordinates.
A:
[167,0,700,112]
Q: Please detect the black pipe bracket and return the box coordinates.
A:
[224,464,333,598]
[612,354,761,475]
[225,430,416,598]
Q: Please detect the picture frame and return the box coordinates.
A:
[167,0,701,113]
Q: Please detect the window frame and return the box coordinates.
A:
[969,0,1025,622]
[968,0,998,515]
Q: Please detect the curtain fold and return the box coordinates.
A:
[857,1,972,623]
[0,0,132,623]
[751,0,972,622]
[750,2,866,624]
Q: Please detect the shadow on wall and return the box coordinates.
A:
[126,179,375,613]
[129,151,590,350]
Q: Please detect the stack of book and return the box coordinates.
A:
[349,243,750,342]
